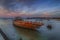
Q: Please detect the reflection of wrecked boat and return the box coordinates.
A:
[13,18,43,30]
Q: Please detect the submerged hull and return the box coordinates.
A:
[13,20,43,30]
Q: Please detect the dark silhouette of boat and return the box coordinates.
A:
[47,24,52,30]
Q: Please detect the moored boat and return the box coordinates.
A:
[13,18,43,30]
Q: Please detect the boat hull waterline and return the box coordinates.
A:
[13,20,43,30]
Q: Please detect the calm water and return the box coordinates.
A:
[0,19,60,40]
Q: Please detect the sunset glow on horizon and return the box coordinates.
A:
[0,0,60,18]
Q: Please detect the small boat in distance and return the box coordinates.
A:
[13,17,44,30]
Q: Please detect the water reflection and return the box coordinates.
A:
[0,19,60,40]
[15,27,43,40]
[37,20,60,40]
[0,19,20,40]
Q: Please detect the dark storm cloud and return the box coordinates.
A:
[0,0,60,14]
[0,0,60,17]
[0,0,37,11]
[0,0,15,9]
[0,0,60,9]
[0,0,36,7]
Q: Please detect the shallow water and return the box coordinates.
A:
[0,19,60,40]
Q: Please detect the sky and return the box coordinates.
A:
[0,0,60,18]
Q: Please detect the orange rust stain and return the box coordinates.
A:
[13,20,43,30]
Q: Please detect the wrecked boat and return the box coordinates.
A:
[13,18,43,30]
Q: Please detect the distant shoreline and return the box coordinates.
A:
[0,17,60,20]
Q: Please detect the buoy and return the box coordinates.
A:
[47,25,52,30]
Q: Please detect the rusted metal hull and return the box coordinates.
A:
[13,20,43,30]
